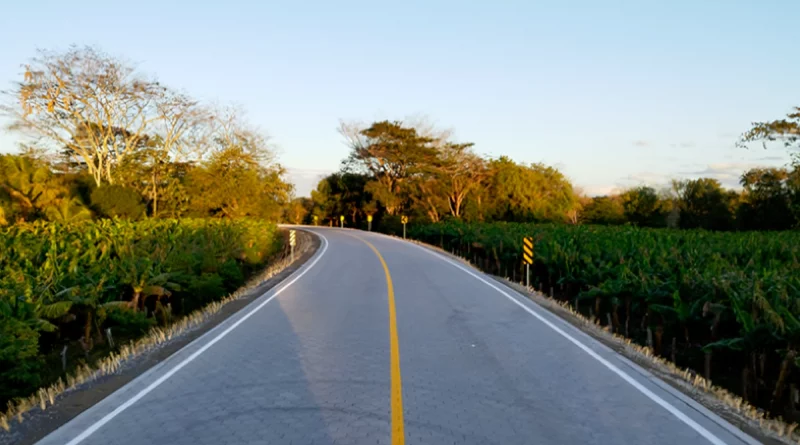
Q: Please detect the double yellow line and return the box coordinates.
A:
[348,234,405,445]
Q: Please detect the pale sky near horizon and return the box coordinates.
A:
[0,1,798,197]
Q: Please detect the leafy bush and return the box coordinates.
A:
[185,273,226,311]
[219,259,245,292]
[104,307,156,338]
[90,185,146,219]
[0,318,43,402]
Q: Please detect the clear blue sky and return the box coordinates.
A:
[1,0,798,196]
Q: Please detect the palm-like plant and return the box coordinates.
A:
[44,197,93,222]
[0,155,64,222]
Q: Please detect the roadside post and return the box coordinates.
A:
[290,230,296,262]
[401,215,408,239]
[340,215,344,228]
[367,214,373,232]
[313,215,318,226]
[523,236,534,288]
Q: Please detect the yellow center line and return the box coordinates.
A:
[346,233,405,445]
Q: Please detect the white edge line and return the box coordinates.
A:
[376,234,730,445]
[61,232,330,445]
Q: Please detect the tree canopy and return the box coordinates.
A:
[0,46,292,224]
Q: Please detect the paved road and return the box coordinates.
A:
[38,228,758,445]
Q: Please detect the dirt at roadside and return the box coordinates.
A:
[0,231,320,445]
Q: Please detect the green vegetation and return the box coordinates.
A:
[0,218,281,407]
[408,221,800,416]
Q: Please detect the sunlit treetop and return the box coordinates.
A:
[739,107,800,157]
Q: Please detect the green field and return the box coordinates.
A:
[0,219,282,406]
[409,221,800,416]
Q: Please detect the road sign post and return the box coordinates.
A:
[289,230,297,262]
[313,215,318,226]
[340,215,344,228]
[523,237,534,288]
[367,214,373,232]
[401,216,408,239]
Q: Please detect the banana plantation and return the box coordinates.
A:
[409,221,800,418]
[0,219,281,406]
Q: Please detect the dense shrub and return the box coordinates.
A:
[90,185,146,219]
[0,218,281,405]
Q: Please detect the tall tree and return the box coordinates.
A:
[581,196,626,225]
[341,120,437,215]
[737,167,796,230]
[740,107,800,164]
[135,91,208,217]
[483,157,577,222]
[673,178,735,230]
[185,114,290,219]
[620,186,667,227]
[2,46,164,186]
[285,197,312,224]
[436,142,485,218]
[407,174,448,223]
[310,172,372,224]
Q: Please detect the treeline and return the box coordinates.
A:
[581,171,800,231]
[0,46,291,225]
[288,118,800,232]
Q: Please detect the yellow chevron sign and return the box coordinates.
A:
[289,230,296,247]
[401,216,408,224]
[522,237,533,264]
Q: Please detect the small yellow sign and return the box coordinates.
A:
[367,215,373,222]
[401,216,408,224]
[523,237,534,264]
[289,230,296,247]
[340,215,345,221]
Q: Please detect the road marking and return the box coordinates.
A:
[347,234,406,445]
[383,236,731,445]
[59,233,330,445]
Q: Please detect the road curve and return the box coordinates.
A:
[37,227,758,445]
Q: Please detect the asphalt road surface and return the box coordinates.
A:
[37,228,759,445]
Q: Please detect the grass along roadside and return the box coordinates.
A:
[0,228,316,439]
[391,233,799,445]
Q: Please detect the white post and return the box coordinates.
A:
[289,230,296,262]
[526,263,530,289]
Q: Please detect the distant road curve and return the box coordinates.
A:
[37,227,758,445]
